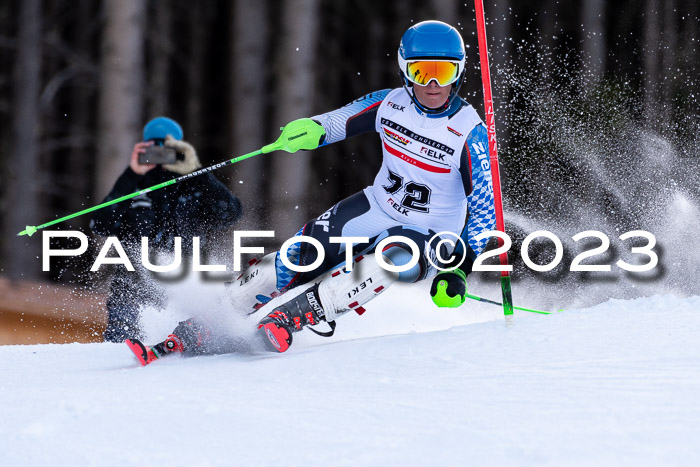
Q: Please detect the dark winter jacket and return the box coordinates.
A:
[90,166,242,250]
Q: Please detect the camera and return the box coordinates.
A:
[139,146,177,165]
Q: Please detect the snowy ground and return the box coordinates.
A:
[1,285,699,467]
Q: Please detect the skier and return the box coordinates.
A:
[127,21,496,364]
[92,117,243,342]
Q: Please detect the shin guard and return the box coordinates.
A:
[316,254,399,321]
[222,254,281,315]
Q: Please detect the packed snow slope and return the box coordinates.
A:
[1,289,699,467]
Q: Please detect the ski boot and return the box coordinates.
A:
[125,334,184,366]
[257,284,334,353]
[125,318,210,366]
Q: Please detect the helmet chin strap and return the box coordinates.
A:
[398,71,465,117]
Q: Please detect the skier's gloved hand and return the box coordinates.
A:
[163,135,202,175]
[263,118,326,154]
[430,269,467,308]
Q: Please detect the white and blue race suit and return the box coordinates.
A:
[273,87,496,293]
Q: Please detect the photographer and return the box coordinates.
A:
[90,117,243,342]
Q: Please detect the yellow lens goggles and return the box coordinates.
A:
[406,61,460,86]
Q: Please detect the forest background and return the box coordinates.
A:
[0,0,697,290]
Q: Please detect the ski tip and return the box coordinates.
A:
[257,321,292,353]
[125,339,157,366]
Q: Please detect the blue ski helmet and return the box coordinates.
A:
[143,117,183,143]
[398,21,466,114]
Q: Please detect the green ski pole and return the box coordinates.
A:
[17,149,262,237]
[16,122,320,237]
[466,293,559,315]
